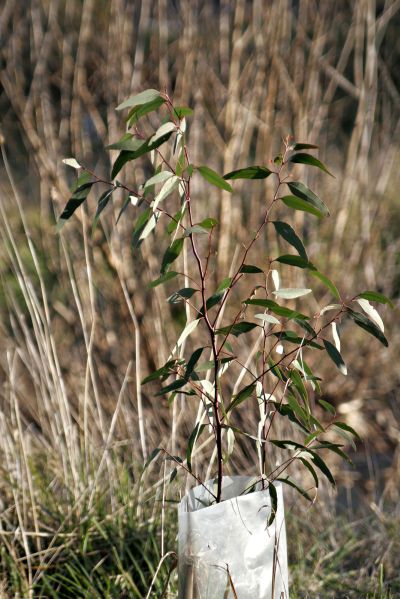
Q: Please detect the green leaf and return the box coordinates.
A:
[273,221,308,260]
[216,277,232,293]
[161,238,185,274]
[290,153,334,177]
[111,131,173,179]
[281,195,324,218]
[116,195,133,225]
[173,106,194,119]
[184,225,210,236]
[127,96,166,126]
[308,451,336,486]
[186,423,206,472]
[227,383,256,412]
[167,287,197,304]
[216,322,258,337]
[58,175,95,223]
[276,255,310,269]
[287,181,330,216]
[131,208,153,248]
[286,392,309,425]
[240,264,264,274]
[223,166,272,180]
[323,339,347,375]
[185,347,204,380]
[116,89,162,111]
[318,399,336,415]
[292,143,319,151]
[150,122,176,145]
[357,291,394,308]
[273,288,312,299]
[199,217,218,229]
[267,483,278,526]
[274,331,323,349]
[289,370,308,403]
[310,270,340,300]
[156,378,187,396]
[299,458,319,488]
[92,188,114,233]
[197,166,232,192]
[167,210,183,234]
[347,309,388,347]
[149,271,178,288]
[276,477,313,501]
[245,298,309,320]
[333,421,361,441]
[142,359,178,384]
[106,133,144,152]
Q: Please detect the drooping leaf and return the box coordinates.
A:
[116,195,133,224]
[287,181,330,217]
[309,270,340,300]
[161,237,185,274]
[347,309,388,347]
[153,175,180,211]
[216,322,258,337]
[267,483,278,526]
[177,319,200,348]
[167,287,197,304]
[186,423,206,472]
[276,477,313,501]
[273,221,308,260]
[131,207,153,248]
[227,383,256,412]
[58,173,95,224]
[356,298,384,332]
[223,166,272,180]
[323,339,347,375]
[290,153,334,177]
[149,271,178,288]
[273,288,312,299]
[185,347,204,380]
[240,264,264,274]
[216,277,232,292]
[116,89,162,111]
[308,450,336,486]
[357,291,394,308]
[197,166,232,192]
[318,399,336,414]
[92,188,115,233]
[333,421,361,441]
[111,131,173,179]
[276,255,310,269]
[299,458,319,488]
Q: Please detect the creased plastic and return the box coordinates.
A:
[178,476,289,599]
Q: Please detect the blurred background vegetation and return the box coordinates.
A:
[0,1,399,597]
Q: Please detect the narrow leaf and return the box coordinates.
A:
[150,121,176,144]
[292,143,319,151]
[116,89,162,111]
[276,255,310,269]
[240,264,264,274]
[161,238,185,274]
[290,153,334,177]
[288,181,330,216]
[333,421,361,441]
[273,288,312,299]
[323,339,347,376]
[281,195,324,218]
[177,319,200,348]
[227,383,256,412]
[197,166,232,192]
[223,166,272,180]
[62,158,81,169]
[310,270,340,300]
[186,423,206,472]
[348,310,388,347]
[149,271,178,288]
[267,483,278,527]
[92,188,114,233]
[276,477,312,501]
[273,221,307,259]
[216,322,258,337]
[106,133,144,152]
[357,291,394,308]
[254,313,280,325]
[356,298,384,332]
[111,131,173,179]
[167,287,197,304]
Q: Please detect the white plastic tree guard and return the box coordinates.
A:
[178,476,289,599]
